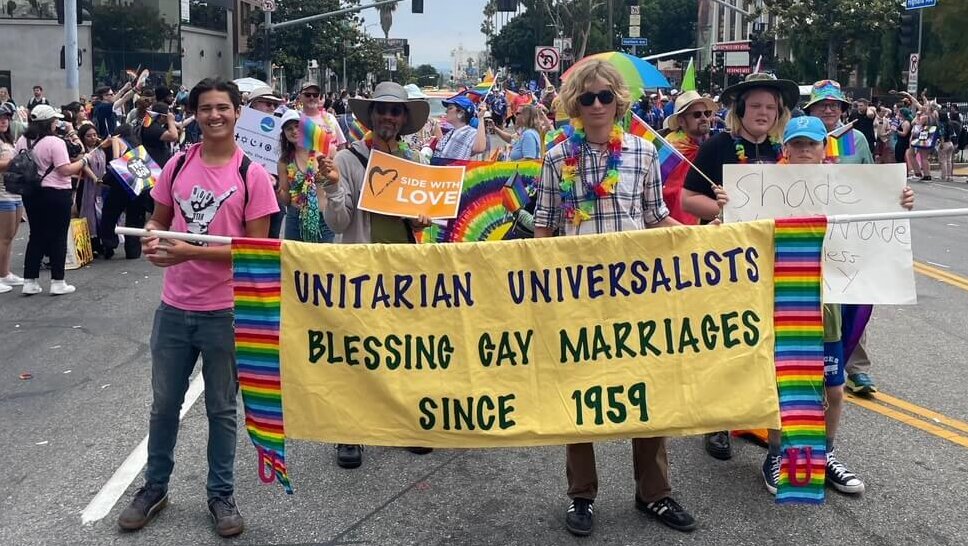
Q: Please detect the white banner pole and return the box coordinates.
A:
[115,227,232,245]
[116,208,968,245]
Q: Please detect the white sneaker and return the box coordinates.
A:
[0,273,24,286]
[50,280,76,296]
[0,283,11,294]
[22,279,42,295]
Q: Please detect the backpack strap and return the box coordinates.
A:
[348,145,414,243]
[27,137,57,185]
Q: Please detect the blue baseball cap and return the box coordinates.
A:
[442,95,476,119]
[783,116,827,144]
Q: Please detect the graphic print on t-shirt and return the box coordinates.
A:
[176,185,238,235]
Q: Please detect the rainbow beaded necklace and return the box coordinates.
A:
[560,119,624,225]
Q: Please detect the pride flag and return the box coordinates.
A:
[628,113,686,182]
[348,115,366,141]
[501,171,530,213]
[299,115,331,155]
[471,69,495,95]
[825,123,856,158]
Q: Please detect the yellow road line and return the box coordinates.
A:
[873,393,968,436]
[913,261,968,292]
[847,394,968,449]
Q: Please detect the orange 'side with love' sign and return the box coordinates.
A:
[357,150,466,219]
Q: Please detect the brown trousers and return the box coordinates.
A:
[566,437,671,503]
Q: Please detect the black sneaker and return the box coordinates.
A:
[565,498,594,536]
[826,451,865,494]
[703,431,732,460]
[336,444,363,469]
[636,496,697,532]
[406,446,433,455]
[208,495,244,537]
[762,453,781,495]
[117,483,168,531]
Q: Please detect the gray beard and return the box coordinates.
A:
[375,127,399,142]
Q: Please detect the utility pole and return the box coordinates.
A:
[607,0,613,50]
[64,0,79,102]
[264,9,272,86]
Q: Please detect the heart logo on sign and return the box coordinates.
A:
[367,166,399,197]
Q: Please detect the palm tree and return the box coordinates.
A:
[378,2,396,40]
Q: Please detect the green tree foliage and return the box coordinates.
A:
[762,0,899,79]
[488,2,553,74]
[248,0,382,90]
[611,0,697,57]
[414,64,441,87]
[920,2,968,96]
[91,3,169,52]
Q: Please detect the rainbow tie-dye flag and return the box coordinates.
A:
[628,113,687,182]
[825,123,856,158]
[299,115,331,155]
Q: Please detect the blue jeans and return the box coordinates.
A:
[284,205,335,242]
[145,303,238,498]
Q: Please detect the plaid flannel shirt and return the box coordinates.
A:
[534,132,669,236]
[434,124,477,160]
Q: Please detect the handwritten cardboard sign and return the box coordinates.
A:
[723,163,916,305]
[357,150,465,219]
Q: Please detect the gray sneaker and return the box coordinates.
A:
[118,484,168,531]
[208,495,244,537]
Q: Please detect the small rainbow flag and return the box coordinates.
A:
[232,238,292,494]
[142,113,153,128]
[108,145,162,198]
[629,113,686,182]
[825,122,856,158]
[773,216,828,504]
[299,115,331,155]
[348,116,367,141]
[471,69,495,95]
[544,124,571,153]
[501,171,530,213]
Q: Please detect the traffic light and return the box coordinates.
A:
[412,0,423,13]
[899,12,916,48]
[496,0,517,12]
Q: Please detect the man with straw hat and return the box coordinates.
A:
[681,72,797,461]
[321,81,434,469]
[660,60,717,224]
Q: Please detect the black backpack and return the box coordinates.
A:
[4,138,54,197]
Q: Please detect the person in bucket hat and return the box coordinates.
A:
[323,81,435,467]
[804,79,874,167]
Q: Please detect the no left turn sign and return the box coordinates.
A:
[535,46,561,72]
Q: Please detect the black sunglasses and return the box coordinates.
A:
[689,110,713,119]
[302,92,320,99]
[578,90,615,107]
[375,103,405,116]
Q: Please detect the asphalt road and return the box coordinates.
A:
[2,176,967,545]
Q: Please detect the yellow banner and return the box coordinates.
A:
[279,220,780,447]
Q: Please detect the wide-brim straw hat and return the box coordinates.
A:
[348,81,430,136]
[665,90,719,131]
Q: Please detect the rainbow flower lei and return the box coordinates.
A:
[364,131,412,159]
[560,119,624,225]
[734,136,782,164]
[287,151,324,242]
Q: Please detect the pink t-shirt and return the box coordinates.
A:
[151,145,279,311]
[15,135,72,189]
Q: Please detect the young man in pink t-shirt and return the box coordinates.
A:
[117,78,278,538]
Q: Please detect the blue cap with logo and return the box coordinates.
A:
[783,116,827,144]
[441,95,477,119]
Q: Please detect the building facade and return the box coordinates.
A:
[0,0,238,105]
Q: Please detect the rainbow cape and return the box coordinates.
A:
[773,216,828,504]
[629,113,687,183]
[825,122,856,158]
[232,238,292,493]
[108,145,162,198]
[299,115,331,155]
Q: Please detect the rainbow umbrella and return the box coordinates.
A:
[562,51,671,102]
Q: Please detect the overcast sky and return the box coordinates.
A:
[360,0,489,71]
